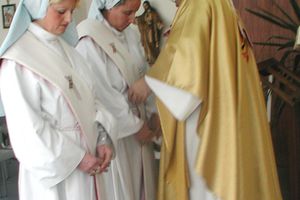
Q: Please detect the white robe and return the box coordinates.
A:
[145,76,221,200]
[0,23,112,200]
[76,20,157,200]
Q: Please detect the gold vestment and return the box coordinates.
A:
[147,0,282,199]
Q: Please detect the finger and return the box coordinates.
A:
[88,159,102,173]
[101,158,110,169]
[138,95,147,104]
[134,96,139,104]
[100,154,112,171]
[129,93,136,104]
[89,171,95,176]
[95,166,101,174]
[128,89,133,101]
[89,168,96,176]
[128,89,138,104]
[137,96,143,104]
[98,153,104,163]
[89,166,101,176]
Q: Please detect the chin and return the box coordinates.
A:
[56,28,67,35]
[119,25,129,31]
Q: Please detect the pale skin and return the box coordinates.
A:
[128,77,152,104]
[103,0,155,144]
[35,0,113,175]
[128,78,162,139]
[103,0,141,32]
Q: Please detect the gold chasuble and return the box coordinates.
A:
[147,0,282,200]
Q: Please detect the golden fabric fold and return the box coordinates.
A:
[156,99,189,200]
[148,0,282,199]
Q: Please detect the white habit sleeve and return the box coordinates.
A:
[145,75,201,121]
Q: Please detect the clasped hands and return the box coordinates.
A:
[135,114,161,145]
[128,77,151,105]
[128,77,162,144]
[78,144,113,176]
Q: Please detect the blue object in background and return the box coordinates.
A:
[0,98,5,117]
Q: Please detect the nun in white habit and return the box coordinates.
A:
[76,0,159,200]
[0,0,115,200]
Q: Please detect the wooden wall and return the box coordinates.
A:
[234,2,300,199]
[233,0,297,62]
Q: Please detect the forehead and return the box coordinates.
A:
[50,0,79,6]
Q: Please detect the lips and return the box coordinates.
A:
[61,24,68,28]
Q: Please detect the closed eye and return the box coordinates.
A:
[123,11,133,16]
[56,8,66,14]
[55,8,75,15]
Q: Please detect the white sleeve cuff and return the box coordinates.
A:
[145,76,201,121]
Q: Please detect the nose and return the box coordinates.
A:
[128,13,136,24]
[64,11,72,23]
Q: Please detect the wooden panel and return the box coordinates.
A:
[258,58,300,200]
[234,2,300,200]
[272,100,300,200]
[233,0,296,62]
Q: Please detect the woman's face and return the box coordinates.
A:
[104,0,141,32]
[38,0,77,35]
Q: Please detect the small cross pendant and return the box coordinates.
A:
[65,75,73,89]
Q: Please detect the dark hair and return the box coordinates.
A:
[143,1,150,6]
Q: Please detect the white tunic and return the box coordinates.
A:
[0,23,110,200]
[76,20,157,200]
